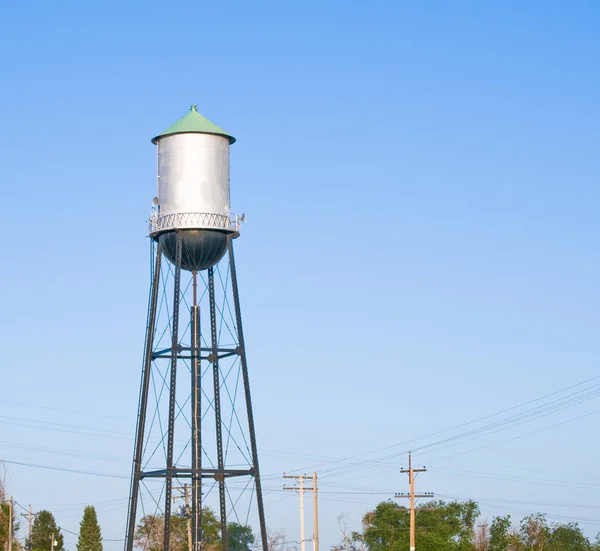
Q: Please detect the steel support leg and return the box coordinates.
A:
[209,267,228,550]
[164,233,183,551]
[227,240,268,551]
[191,304,202,551]
[125,243,162,551]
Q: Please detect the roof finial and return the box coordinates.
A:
[190,104,198,112]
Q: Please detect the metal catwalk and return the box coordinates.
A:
[124,234,267,551]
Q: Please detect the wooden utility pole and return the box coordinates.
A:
[475,523,489,551]
[312,472,319,551]
[174,485,192,551]
[21,506,35,551]
[395,452,434,551]
[283,474,319,551]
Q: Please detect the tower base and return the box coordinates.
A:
[124,234,267,551]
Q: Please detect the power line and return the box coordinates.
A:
[440,493,600,526]
[440,494,600,510]
[428,407,600,464]
[2,377,599,529]
[0,417,130,441]
[0,459,128,479]
[0,400,122,420]
[0,440,130,464]
[432,466,600,490]
[2,375,599,490]
[311,380,600,483]
[60,527,124,542]
[412,385,600,455]
[280,375,600,477]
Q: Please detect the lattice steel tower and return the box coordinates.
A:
[124,107,267,551]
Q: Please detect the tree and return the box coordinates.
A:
[134,514,188,551]
[200,508,221,551]
[549,522,592,551]
[0,469,8,550]
[77,506,103,551]
[489,516,511,551]
[30,510,64,551]
[452,500,480,550]
[519,514,549,551]
[352,499,600,551]
[227,522,255,551]
[134,507,222,551]
[0,500,11,551]
[508,527,525,551]
[265,529,292,551]
[351,511,373,551]
[361,502,404,551]
[336,513,359,551]
[361,499,480,551]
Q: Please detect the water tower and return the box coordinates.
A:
[124,106,268,551]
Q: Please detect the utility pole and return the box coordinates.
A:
[475,523,489,551]
[395,452,434,551]
[7,497,13,551]
[21,506,35,551]
[174,484,192,551]
[312,472,319,551]
[283,474,319,551]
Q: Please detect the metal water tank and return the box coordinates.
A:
[149,106,237,271]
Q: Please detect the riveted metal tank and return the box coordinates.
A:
[148,106,237,271]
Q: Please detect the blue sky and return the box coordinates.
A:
[1,0,599,549]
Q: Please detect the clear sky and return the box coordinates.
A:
[1,0,599,549]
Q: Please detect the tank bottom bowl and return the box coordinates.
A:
[158,229,229,271]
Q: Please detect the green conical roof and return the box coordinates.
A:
[152,106,236,144]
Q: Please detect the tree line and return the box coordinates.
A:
[4,473,598,551]
[1,472,254,551]
[1,470,257,551]
[339,499,600,551]
[134,511,254,551]
[1,502,256,551]
[0,503,102,551]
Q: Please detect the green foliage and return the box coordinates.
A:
[357,501,598,551]
[30,510,64,551]
[134,514,188,551]
[489,515,511,551]
[77,506,103,551]
[0,501,11,549]
[518,513,549,551]
[549,522,593,551]
[362,499,480,551]
[202,507,221,550]
[227,522,255,551]
[361,501,406,551]
[134,508,254,551]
